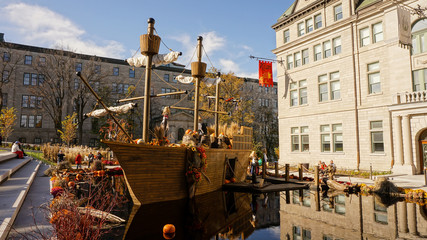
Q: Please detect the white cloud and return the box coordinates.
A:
[0,3,125,58]
[219,59,240,74]
[200,31,225,55]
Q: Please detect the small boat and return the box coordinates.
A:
[77,18,253,206]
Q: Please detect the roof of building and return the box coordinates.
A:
[278,1,296,20]
[356,0,382,11]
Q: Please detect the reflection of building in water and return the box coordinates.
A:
[280,190,427,240]
[254,192,281,228]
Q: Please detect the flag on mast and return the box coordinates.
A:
[259,60,273,87]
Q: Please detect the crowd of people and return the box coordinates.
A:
[55,151,103,168]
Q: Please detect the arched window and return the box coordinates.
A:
[412,19,427,91]
[412,19,427,55]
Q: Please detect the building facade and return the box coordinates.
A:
[273,0,427,174]
[0,34,278,147]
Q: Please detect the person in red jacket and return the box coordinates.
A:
[75,152,82,170]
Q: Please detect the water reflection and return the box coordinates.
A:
[281,189,427,239]
[121,189,427,239]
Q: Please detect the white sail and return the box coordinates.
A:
[85,103,137,118]
[126,51,181,67]
[176,75,222,87]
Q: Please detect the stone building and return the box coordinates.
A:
[0,34,278,147]
[272,0,427,174]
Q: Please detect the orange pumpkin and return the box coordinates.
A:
[68,181,75,188]
[224,179,231,184]
[75,174,83,181]
[163,224,175,239]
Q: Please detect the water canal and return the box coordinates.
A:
[115,189,427,239]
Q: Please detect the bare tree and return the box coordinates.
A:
[251,106,279,161]
[0,41,23,112]
[72,57,109,144]
[30,48,76,141]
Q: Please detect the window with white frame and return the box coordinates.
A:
[323,41,331,58]
[412,19,427,55]
[314,44,322,61]
[321,123,343,152]
[284,29,290,43]
[360,27,370,47]
[306,18,313,33]
[302,49,309,65]
[294,52,301,67]
[368,62,380,94]
[412,68,427,91]
[287,54,293,70]
[299,80,307,105]
[334,4,343,21]
[314,14,322,29]
[291,127,300,151]
[290,80,308,106]
[333,37,342,55]
[322,73,340,100]
[370,121,384,153]
[298,22,305,36]
[372,22,383,43]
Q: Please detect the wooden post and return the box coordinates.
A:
[285,164,290,181]
[262,161,266,179]
[369,163,373,180]
[192,36,206,132]
[141,18,158,143]
[315,189,321,211]
[314,165,320,187]
[275,161,279,177]
[424,168,427,185]
[285,191,290,204]
[215,72,220,137]
[298,164,303,181]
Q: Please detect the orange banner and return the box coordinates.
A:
[259,60,273,87]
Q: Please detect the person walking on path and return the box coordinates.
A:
[57,150,65,165]
[75,153,82,169]
[11,141,23,159]
[87,152,94,168]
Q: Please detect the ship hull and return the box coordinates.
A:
[104,141,251,205]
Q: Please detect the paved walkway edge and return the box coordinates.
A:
[0,159,31,184]
[0,161,41,240]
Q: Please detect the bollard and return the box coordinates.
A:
[370,163,373,180]
[314,166,319,187]
[275,161,279,177]
[285,164,290,181]
[298,164,303,181]
[285,190,290,204]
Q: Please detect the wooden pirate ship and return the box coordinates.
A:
[77,18,253,206]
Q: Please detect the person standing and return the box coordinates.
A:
[87,152,94,168]
[75,152,82,170]
[57,150,65,165]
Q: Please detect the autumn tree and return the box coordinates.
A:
[251,106,279,161]
[199,68,254,127]
[0,107,17,142]
[58,113,77,146]
[0,41,23,112]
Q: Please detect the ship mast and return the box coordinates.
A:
[191,37,207,132]
[140,18,161,142]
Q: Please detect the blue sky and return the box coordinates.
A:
[0,0,294,79]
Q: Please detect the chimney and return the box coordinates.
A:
[0,33,4,42]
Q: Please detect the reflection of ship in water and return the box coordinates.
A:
[123,191,255,240]
[251,192,280,229]
[280,190,427,239]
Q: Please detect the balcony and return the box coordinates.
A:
[394,91,427,104]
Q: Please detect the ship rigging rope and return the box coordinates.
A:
[202,46,216,72]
